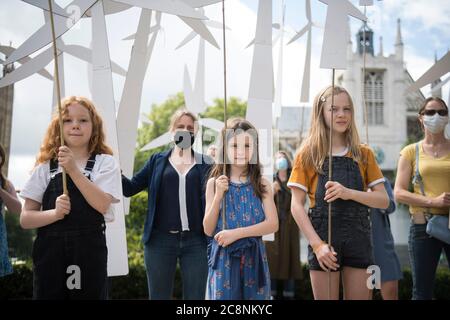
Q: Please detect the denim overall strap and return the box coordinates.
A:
[310,156,368,218]
[39,153,104,235]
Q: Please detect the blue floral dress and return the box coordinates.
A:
[207,181,271,300]
[0,198,13,277]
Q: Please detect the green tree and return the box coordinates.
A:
[199,97,247,121]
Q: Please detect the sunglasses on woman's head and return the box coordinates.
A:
[421,109,448,116]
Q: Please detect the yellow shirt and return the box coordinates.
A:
[288,144,385,208]
[400,142,450,215]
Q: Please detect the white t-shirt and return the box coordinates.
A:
[20,154,121,222]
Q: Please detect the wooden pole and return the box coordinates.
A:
[362,6,369,144]
[48,0,68,195]
[221,0,228,230]
[327,68,336,300]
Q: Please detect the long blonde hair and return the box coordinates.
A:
[298,85,362,173]
[36,96,113,164]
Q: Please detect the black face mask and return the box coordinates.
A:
[173,130,195,149]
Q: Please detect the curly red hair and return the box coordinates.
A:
[36,96,113,164]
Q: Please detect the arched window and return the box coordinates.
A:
[364,70,384,125]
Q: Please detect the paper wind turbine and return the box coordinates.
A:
[117,10,162,216]
[113,0,220,198]
[0,45,52,81]
[246,23,282,49]
[318,0,367,69]
[408,51,450,93]
[113,0,208,19]
[176,8,225,113]
[21,0,70,17]
[409,51,450,127]
[114,0,221,51]
[246,2,288,119]
[118,0,221,176]
[176,11,225,153]
[246,0,273,179]
[272,0,286,119]
[4,0,97,65]
[287,0,320,103]
[138,4,224,153]
[85,1,129,277]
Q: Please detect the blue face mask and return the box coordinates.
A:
[275,158,288,171]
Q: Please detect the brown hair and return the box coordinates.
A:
[209,118,266,200]
[418,97,448,115]
[276,151,292,171]
[36,96,113,164]
[297,85,362,173]
[417,97,448,131]
[0,144,6,189]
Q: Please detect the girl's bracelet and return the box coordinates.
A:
[312,241,328,255]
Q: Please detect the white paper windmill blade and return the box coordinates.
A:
[140,113,153,125]
[0,45,53,81]
[200,117,224,132]
[120,1,221,49]
[21,0,70,17]
[0,46,62,89]
[4,0,97,65]
[408,51,450,93]
[176,9,223,115]
[273,0,286,119]
[318,0,367,70]
[113,0,208,19]
[246,23,282,49]
[286,0,321,103]
[140,132,173,152]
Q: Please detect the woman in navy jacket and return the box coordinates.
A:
[122,109,212,300]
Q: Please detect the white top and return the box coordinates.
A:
[168,157,197,232]
[20,154,121,222]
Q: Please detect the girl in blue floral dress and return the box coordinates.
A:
[203,119,278,300]
[0,144,22,278]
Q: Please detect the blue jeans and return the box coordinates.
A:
[408,223,450,300]
[144,229,208,300]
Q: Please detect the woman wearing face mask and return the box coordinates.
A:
[122,109,213,300]
[394,97,450,300]
[265,151,302,299]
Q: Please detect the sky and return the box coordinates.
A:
[1,0,449,189]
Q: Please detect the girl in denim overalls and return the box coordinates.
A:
[288,86,389,300]
[20,96,121,299]
[204,119,278,300]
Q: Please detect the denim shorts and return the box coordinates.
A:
[307,213,374,271]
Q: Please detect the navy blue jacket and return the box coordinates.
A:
[122,148,212,244]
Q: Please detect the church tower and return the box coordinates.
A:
[336,19,424,172]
